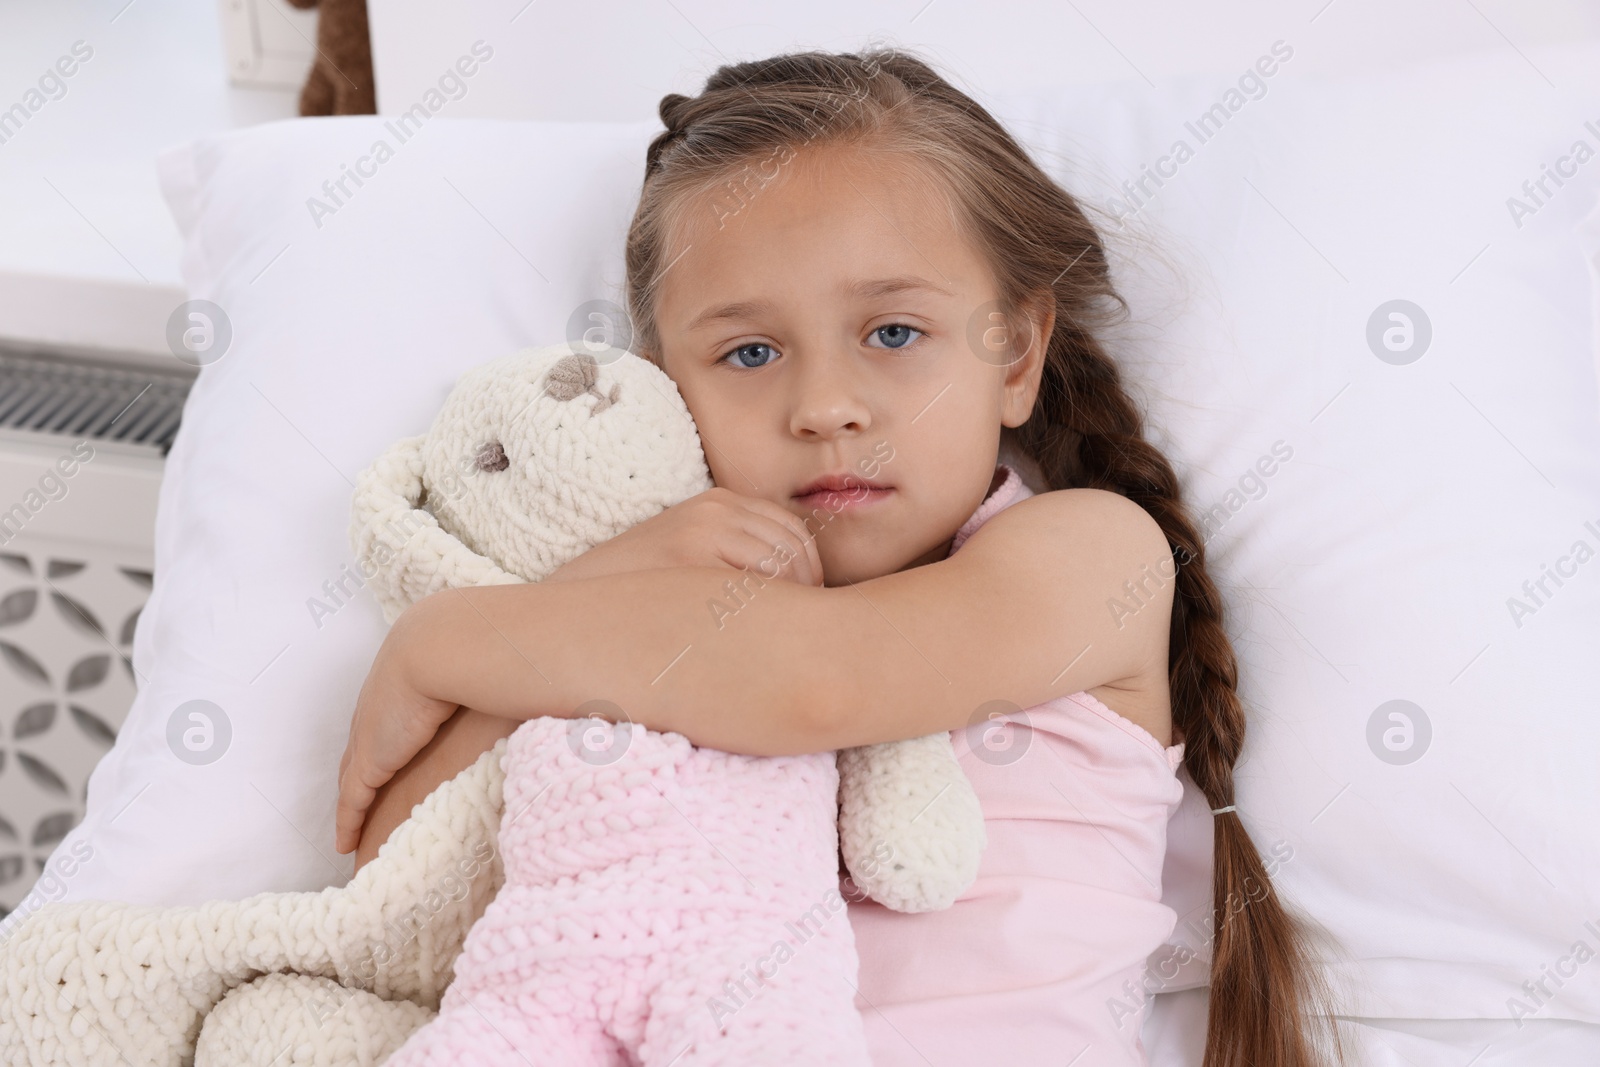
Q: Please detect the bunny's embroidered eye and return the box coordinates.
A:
[475,441,509,472]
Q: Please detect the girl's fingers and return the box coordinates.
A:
[336,739,396,854]
[334,712,384,854]
[335,728,358,851]
[730,498,824,586]
[719,530,818,588]
[336,729,382,854]
[728,518,821,587]
[334,771,374,854]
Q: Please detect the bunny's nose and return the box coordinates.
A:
[475,441,509,471]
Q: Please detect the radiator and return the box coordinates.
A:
[0,345,193,918]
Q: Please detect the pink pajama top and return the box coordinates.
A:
[845,462,1187,1067]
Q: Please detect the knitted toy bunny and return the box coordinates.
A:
[351,344,985,920]
[0,342,985,1067]
[353,342,989,1065]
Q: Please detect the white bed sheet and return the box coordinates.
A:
[1143,988,1600,1067]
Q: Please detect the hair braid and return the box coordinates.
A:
[1025,306,1343,1066]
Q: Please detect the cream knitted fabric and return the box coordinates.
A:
[0,737,509,1066]
[837,735,987,913]
[349,431,525,625]
[195,974,436,1066]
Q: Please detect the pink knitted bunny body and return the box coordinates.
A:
[383,718,869,1065]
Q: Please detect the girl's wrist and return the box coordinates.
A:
[393,589,458,707]
[397,583,561,725]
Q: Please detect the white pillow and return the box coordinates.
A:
[988,39,1600,1023]
[0,115,661,932]
[8,44,1600,1043]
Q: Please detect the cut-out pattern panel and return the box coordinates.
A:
[0,539,148,918]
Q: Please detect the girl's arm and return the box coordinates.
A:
[335,487,1171,849]
[407,487,1171,754]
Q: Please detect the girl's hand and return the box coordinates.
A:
[334,599,459,855]
[544,486,825,587]
[334,487,822,853]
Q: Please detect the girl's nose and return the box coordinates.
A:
[787,343,873,440]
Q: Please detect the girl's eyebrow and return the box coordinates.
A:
[845,275,953,300]
[686,275,953,332]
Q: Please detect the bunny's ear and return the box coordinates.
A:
[350,435,523,627]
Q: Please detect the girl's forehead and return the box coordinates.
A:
[681,141,957,238]
[657,146,989,316]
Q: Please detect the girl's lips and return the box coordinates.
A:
[794,486,894,512]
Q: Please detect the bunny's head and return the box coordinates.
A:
[350,343,713,624]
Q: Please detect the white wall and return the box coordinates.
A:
[368,0,1600,122]
[0,0,300,355]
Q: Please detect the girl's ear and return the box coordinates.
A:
[1000,289,1055,428]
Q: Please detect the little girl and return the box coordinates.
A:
[336,47,1345,1067]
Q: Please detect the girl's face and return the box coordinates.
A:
[652,142,1051,586]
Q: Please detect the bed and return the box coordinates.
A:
[3,36,1598,1066]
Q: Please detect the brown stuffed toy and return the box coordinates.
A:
[285,0,375,115]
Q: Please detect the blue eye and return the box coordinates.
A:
[718,325,925,369]
[868,324,924,350]
[720,343,778,369]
